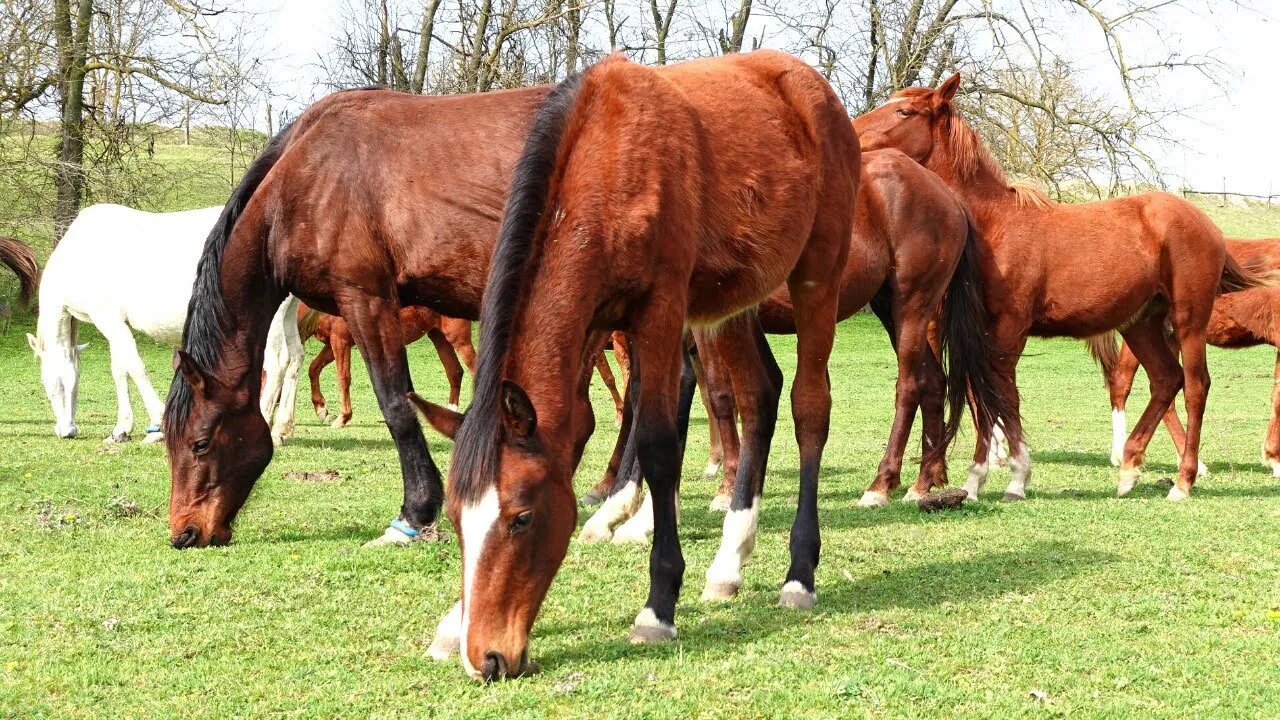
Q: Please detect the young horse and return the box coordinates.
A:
[163,85,557,550]
[26,204,300,444]
[411,51,857,680]
[1097,237,1280,474]
[298,303,476,427]
[855,74,1271,501]
[577,148,1010,551]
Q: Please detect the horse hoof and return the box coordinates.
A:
[142,431,164,444]
[1110,452,1123,467]
[708,494,731,513]
[1166,485,1190,502]
[700,581,740,603]
[702,460,722,480]
[1001,492,1026,503]
[779,581,817,610]
[611,526,652,544]
[857,490,889,508]
[330,417,350,430]
[1268,458,1280,478]
[1117,469,1140,497]
[314,405,328,422]
[577,522,614,543]
[105,432,131,444]
[362,523,445,547]
[628,609,676,644]
[272,434,285,448]
[1196,461,1209,478]
[448,403,460,412]
[902,488,925,503]
[579,490,605,507]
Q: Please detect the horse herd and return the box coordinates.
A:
[8,50,1280,681]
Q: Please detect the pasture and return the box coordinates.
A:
[1,200,1279,717]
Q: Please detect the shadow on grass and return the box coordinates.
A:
[541,539,1112,669]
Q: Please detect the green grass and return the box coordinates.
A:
[2,176,1280,718]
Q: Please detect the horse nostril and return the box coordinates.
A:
[482,651,508,682]
[171,526,198,550]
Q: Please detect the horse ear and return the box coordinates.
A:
[935,73,961,106]
[173,350,211,395]
[406,392,463,439]
[499,379,537,440]
[26,333,42,355]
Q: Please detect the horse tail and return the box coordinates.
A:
[449,72,586,502]
[1086,333,1120,376]
[165,121,295,436]
[932,211,1017,462]
[0,236,40,310]
[1219,253,1280,294]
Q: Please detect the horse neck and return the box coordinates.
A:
[35,292,75,357]
[927,145,1019,229]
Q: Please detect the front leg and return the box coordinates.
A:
[339,293,445,546]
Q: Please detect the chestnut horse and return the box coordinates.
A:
[855,73,1272,501]
[577,148,1010,553]
[1097,237,1280,475]
[298,303,476,427]
[410,51,858,679]
[163,84,556,549]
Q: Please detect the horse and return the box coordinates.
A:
[409,50,858,680]
[0,236,40,315]
[162,84,557,551]
[298,303,476,428]
[854,73,1273,501]
[25,204,301,444]
[576,148,1009,552]
[1095,237,1280,475]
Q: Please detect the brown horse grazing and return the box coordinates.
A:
[297,303,476,428]
[0,236,40,313]
[1096,237,1280,475]
[410,51,858,679]
[577,148,1010,555]
[855,73,1273,502]
[163,84,556,550]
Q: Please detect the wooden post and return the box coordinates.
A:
[1222,177,1227,207]
[266,100,273,138]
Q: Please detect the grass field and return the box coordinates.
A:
[2,189,1280,718]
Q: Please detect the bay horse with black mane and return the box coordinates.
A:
[410,50,858,680]
[163,84,556,549]
[855,73,1274,501]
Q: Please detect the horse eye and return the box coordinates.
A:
[896,108,912,117]
[510,511,533,534]
[193,438,211,455]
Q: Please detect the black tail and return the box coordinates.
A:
[0,236,40,310]
[164,122,295,437]
[932,212,1018,461]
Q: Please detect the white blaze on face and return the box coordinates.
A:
[459,485,500,677]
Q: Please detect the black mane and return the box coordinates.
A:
[450,72,585,504]
[164,123,294,437]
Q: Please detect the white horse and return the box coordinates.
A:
[26,204,302,445]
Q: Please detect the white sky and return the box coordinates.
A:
[241,0,1280,196]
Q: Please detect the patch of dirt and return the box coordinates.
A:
[282,469,342,483]
[917,488,969,512]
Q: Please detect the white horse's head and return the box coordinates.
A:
[27,333,85,438]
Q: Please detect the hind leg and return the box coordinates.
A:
[592,342,625,425]
[269,296,303,445]
[963,317,1028,501]
[1115,314,1185,497]
[695,328,742,513]
[309,344,334,421]
[97,317,163,443]
[1107,341,1141,466]
[1265,350,1280,476]
[441,317,476,374]
[1168,311,1212,500]
[330,330,355,429]
[427,328,465,410]
[689,347,725,481]
[701,316,781,601]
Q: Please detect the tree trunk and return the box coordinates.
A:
[52,0,93,242]
[411,0,445,93]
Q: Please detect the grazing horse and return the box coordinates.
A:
[25,204,300,444]
[298,303,476,427]
[577,148,1010,551]
[163,85,556,550]
[411,51,858,680]
[855,73,1272,501]
[1096,237,1280,475]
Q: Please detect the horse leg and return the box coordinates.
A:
[702,314,781,601]
[1167,309,1212,500]
[964,319,1028,501]
[613,331,632,400]
[441,317,476,374]
[861,302,931,507]
[696,328,742,513]
[97,318,136,443]
[338,294,444,544]
[426,327,465,411]
[1115,315,1185,497]
[98,317,164,443]
[578,392,639,533]
[593,341,625,425]
[309,343,334,422]
[330,330,355,429]
[1107,341,1141,466]
[906,346,949,499]
[691,350,725,481]
[627,313,692,644]
[1265,350,1280,476]
[269,296,303,445]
